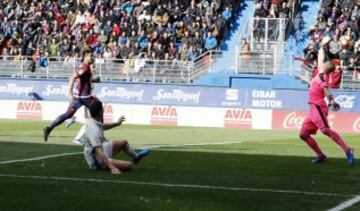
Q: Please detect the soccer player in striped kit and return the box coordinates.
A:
[299,61,355,165]
[43,50,100,142]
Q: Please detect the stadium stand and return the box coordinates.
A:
[283,0,319,85]
[0,0,239,61]
[0,0,358,90]
[205,0,255,73]
[0,0,247,84]
[289,0,360,89]
[253,0,295,18]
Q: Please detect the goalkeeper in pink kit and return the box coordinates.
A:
[299,61,355,165]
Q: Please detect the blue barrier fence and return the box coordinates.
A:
[0,79,358,112]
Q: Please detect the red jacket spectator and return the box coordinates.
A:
[272,0,283,7]
[56,14,66,26]
[85,22,94,31]
[86,34,98,46]
[112,24,122,37]
[149,32,160,44]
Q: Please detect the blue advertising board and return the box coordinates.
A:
[0,79,359,112]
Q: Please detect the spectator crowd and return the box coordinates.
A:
[0,0,239,62]
[304,0,360,70]
[253,0,295,18]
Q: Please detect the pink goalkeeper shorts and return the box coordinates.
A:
[301,104,329,134]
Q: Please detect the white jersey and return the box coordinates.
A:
[83,118,110,169]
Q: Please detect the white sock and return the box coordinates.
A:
[84,108,90,118]
[124,142,138,159]
[65,116,75,124]
[74,125,86,141]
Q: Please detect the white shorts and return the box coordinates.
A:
[101,141,114,159]
[86,141,114,170]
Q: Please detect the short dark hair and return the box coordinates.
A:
[82,50,92,59]
[89,99,103,118]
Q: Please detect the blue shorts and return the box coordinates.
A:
[68,97,95,113]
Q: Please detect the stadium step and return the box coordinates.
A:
[283,0,320,76]
[211,0,256,73]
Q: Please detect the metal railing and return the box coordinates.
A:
[297,63,311,84]
[0,56,195,84]
[236,17,291,74]
[339,67,360,90]
[298,64,360,90]
[238,51,276,74]
[1,54,359,90]
[0,52,228,84]
[237,52,294,75]
[240,18,288,51]
[190,50,222,76]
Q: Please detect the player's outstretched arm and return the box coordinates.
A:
[318,48,325,73]
[102,116,126,130]
[67,72,78,102]
[95,146,121,175]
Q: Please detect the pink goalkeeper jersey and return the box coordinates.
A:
[308,74,328,106]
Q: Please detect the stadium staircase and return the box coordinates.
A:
[194,0,321,90]
[283,0,320,75]
[210,0,255,73]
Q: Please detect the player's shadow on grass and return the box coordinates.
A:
[0,142,360,187]
[1,141,358,211]
[0,141,359,193]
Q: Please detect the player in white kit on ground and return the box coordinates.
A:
[83,99,150,174]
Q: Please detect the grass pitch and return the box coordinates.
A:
[0,120,360,210]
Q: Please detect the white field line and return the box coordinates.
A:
[0,173,352,198]
[327,195,360,211]
[0,141,243,165]
[0,152,82,164]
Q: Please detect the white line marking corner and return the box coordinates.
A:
[0,152,82,165]
[328,195,360,211]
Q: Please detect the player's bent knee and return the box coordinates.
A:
[116,140,128,149]
[299,130,309,141]
[114,140,127,146]
[113,139,126,144]
[123,140,130,150]
[299,134,307,141]
[122,140,128,146]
